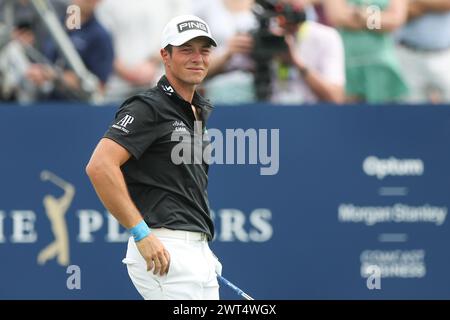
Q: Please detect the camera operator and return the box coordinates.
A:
[270,0,345,104]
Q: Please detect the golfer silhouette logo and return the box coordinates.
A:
[37,170,75,266]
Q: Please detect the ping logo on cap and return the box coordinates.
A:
[177,20,208,33]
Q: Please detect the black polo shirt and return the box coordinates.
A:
[103,76,214,240]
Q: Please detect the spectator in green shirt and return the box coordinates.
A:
[324,0,408,103]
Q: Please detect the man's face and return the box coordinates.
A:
[162,37,212,86]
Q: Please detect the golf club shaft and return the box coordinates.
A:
[217,274,254,300]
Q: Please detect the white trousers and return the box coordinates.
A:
[396,45,450,103]
[122,228,221,300]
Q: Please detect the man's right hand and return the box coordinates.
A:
[226,34,254,55]
[115,60,158,86]
[26,64,55,87]
[135,234,171,276]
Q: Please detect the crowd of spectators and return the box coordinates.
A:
[0,0,449,105]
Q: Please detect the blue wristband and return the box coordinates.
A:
[129,220,151,242]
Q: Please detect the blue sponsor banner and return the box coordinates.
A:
[0,103,449,299]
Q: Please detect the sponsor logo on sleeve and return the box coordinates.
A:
[112,114,135,134]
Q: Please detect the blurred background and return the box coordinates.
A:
[1,0,450,299]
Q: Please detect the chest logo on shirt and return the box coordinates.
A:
[173,120,187,132]
[112,114,134,134]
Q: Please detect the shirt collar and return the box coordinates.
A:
[157,75,213,112]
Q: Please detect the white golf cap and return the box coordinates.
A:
[160,14,217,49]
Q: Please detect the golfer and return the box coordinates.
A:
[86,14,221,300]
